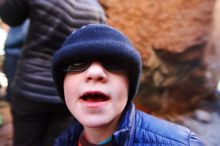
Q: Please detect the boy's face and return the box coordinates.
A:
[63,60,129,128]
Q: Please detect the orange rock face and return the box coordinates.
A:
[100,0,214,53]
[100,0,216,114]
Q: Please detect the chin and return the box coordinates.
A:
[80,118,112,128]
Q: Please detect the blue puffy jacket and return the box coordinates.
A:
[54,103,204,146]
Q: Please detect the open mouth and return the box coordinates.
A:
[80,92,110,102]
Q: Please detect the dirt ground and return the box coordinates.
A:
[0,100,13,146]
[0,99,220,146]
[181,99,220,146]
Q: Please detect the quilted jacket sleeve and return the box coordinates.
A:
[0,0,29,26]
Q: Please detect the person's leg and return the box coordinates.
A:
[11,95,72,146]
[11,96,46,146]
[12,111,46,146]
[43,107,73,146]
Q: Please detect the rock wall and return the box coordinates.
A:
[99,0,216,114]
[204,0,220,93]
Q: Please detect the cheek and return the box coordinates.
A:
[110,78,129,118]
[112,75,129,104]
[63,75,79,104]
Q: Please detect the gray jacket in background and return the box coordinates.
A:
[0,0,106,103]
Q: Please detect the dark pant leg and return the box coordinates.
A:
[12,111,46,146]
[43,110,74,146]
[11,95,73,146]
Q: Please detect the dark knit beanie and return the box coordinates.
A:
[51,24,142,101]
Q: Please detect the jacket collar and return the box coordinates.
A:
[57,121,83,146]
[64,102,136,146]
[113,102,136,146]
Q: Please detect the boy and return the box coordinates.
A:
[51,24,204,146]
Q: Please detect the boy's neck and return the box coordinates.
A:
[83,115,121,144]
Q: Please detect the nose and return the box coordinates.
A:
[85,62,108,83]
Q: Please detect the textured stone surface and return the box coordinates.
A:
[100,0,214,53]
[204,0,220,93]
[100,0,216,113]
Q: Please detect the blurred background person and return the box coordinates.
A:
[0,18,7,131]
[0,18,7,99]
[3,20,29,101]
[0,0,106,146]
